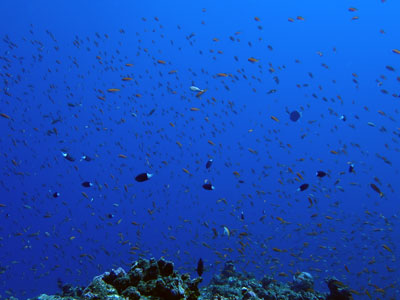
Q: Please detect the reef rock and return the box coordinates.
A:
[29,258,201,300]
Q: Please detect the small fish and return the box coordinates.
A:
[80,155,92,162]
[190,86,204,92]
[61,151,75,162]
[0,113,11,119]
[370,183,383,197]
[382,244,392,252]
[223,226,230,237]
[340,115,347,121]
[81,181,93,188]
[271,115,280,122]
[316,171,327,178]
[348,163,355,173]
[205,159,213,169]
[196,258,204,276]
[289,110,301,122]
[248,57,259,63]
[298,183,309,191]
[53,192,60,198]
[196,89,207,98]
[202,180,215,190]
[135,173,153,182]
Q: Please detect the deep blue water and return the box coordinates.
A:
[1,1,399,299]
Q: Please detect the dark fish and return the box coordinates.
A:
[289,110,301,122]
[348,163,354,173]
[148,108,156,116]
[135,173,153,182]
[240,211,245,220]
[53,192,60,198]
[51,118,62,124]
[205,159,213,169]
[370,183,383,197]
[316,171,327,178]
[202,182,215,190]
[298,183,309,191]
[386,65,395,72]
[81,155,92,162]
[196,258,204,276]
[340,115,346,121]
[61,151,75,162]
[81,181,93,188]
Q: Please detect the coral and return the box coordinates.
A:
[201,261,325,300]
[291,271,314,291]
[27,258,354,300]
[326,277,353,300]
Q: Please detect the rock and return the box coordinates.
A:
[121,286,141,300]
[292,271,314,291]
[326,277,353,300]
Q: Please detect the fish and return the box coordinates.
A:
[289,110,301,122]
[81,181,93,188]
[196,258,204,276]
[61,151,75,162]
[370,183,383,197]
[223,226,230,237]
[205,159,213,169]
[80,155,92,162]
[248,57,259,63]
[196,89,207,98]
[316,171,327,178]
[271,116,280,122]
[190,86,204,92]
[298,183,309,191]
[53,192,60,198]
[135,173,153,182]
[382,244,392,252]
[202,180,215,190]
[0,113,11,119]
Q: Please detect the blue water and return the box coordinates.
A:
[1,1,399,299]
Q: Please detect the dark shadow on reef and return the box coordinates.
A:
[25,257,353,300]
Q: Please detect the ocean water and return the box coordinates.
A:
[0,1,399,299]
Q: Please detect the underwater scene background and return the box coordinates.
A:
[0,0,399,299]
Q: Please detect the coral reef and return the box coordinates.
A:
[31,258,200,300]
[200,260,325,300]
[27,258,353,300]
